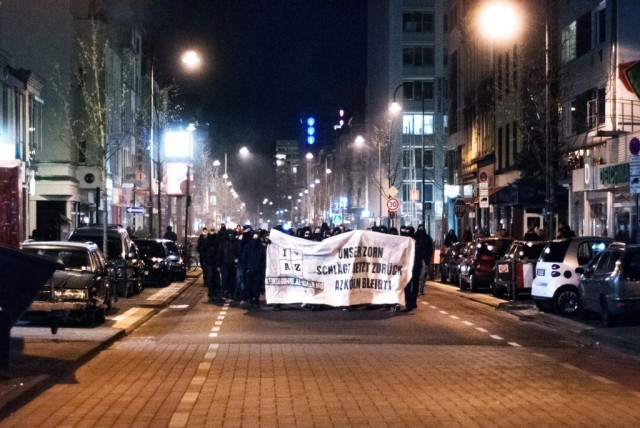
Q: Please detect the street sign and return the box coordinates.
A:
[332,213,343,224]
[631,155,640,194]
[386,197,400,212]
[453,198,466,218]
[478,169,489,183]
[630,137,640,156]
[125,206,145,214]
[388,186,399,197]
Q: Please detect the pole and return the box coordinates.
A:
[421,95,426,227]
[378,141,382,226]
[185,165,190,246]
[544,3,554,239]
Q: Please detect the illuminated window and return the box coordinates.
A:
[402,114,434,135]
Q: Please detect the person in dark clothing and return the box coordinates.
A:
[415,228,434,297]
[196,227,210,287]
[163,226,177,242]
[401,226,422,311]
[523,226,539,241]
[234,225,252,301]
[218,231,237,299]
[201,231,220,301]
[444,229,458,247]
[463,227,473,242]
[242,229,266,307]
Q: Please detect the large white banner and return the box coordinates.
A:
[265,229,415,306]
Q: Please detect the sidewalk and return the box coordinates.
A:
[0,272,200,417]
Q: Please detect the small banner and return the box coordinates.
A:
[265,229,415,306]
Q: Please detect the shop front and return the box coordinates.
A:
[572,161,636,241]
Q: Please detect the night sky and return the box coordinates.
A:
[148,1,367,209]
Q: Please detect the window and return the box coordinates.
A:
[423,183,434,202]
[403,46,435,67]
[561,21,576,64]
[402,148,433,169]
[596,6,606,44]
[405,81,434,100]
[402,114,434,135]
[403,12,434,33]
[588,88,606,129]
[576,12,592,57]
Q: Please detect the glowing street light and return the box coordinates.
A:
[181,50,202,69]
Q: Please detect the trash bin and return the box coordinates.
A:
[0,244,62,370]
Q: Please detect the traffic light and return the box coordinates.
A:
[306,116,316,145]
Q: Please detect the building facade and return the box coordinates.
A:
[366,0,449,242]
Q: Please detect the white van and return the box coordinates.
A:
[531,237,612,316]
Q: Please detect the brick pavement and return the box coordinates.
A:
[2,277,640,425]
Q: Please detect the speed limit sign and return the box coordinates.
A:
[386,197,400,212]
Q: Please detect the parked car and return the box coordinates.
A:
[491,240,546,298]
[577,243,640,326]
[68,226,144,297]
[163,239,187,281]
[440,242,469,284]
[531,236,613,316]
[133,239,186,285]
[458,237,513,291]
[21,241,113,327]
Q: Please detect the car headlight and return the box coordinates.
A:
[62,289,89,301]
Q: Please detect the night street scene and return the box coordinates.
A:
[3,0,640,426]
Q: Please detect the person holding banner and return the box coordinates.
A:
[404,226,430,312]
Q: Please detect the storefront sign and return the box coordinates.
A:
[630,155,640,194]
[599,163,629,186]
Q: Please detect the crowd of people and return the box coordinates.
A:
[193,222,436,312]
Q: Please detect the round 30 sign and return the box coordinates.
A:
[386,197,400,212]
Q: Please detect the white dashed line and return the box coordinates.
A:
[476,327,488,333]
[439,310,449,315]
[450,315,460,320]
[490,334,503,341]
[591,375,617,385]
[462,321,474,326]
[507,342,521,347]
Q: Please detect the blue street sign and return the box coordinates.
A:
[125,206,145,214]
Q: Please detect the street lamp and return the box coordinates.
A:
[355,134,382,227]
[390,82,426,228]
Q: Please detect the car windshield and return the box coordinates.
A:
[69,235,121,258]
[623,249,640,281]
[136,241,166,257]
[23,248,88,271]
[478,240,511,256]
[521,242,546,260]
[540,240,571,263]
[165,241,179,255]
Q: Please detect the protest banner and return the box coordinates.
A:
[265,229,415,306]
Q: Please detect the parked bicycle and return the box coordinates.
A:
[179,243,199,272]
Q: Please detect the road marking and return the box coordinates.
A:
[170,343,219,428]
[591,375,617,385]
[450,315,460,320]
[476,327,488,333]
[439,310,449,315]
[560,363,579,371]
[171,300,229,428]
[462,321,474,326]
[507,342,521,347]
[490,334,503,340]
[111,307,155,330]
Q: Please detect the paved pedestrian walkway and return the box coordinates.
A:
[0,273,199,417]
